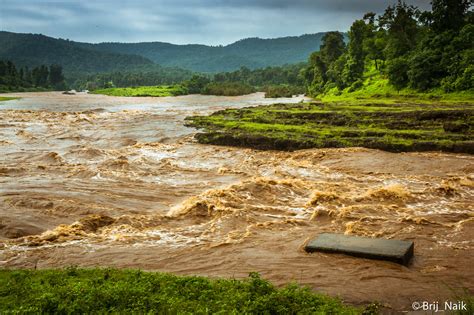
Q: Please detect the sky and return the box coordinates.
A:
[0,0,432,45]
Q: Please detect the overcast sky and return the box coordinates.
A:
[0,0,431,45]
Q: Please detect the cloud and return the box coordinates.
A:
[0,0,433,45]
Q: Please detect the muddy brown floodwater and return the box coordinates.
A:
[0,92,473,311]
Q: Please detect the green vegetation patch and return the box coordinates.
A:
[318,68,474,105]
[0,268,361,314]
[201,82,256,96]
[186,102,474,153]
[0,96,19,102]
[264,85,305,98]
[91,85,188,97]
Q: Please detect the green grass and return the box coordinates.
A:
[0,268,362,314]
[91,85,188,97]
[318,64,474,105]
[0,96,19,102]
[186,101,474,153]
[187,64,473,153]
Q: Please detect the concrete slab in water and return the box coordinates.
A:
[305,233,414,265]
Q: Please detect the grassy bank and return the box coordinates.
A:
[91,85,188,97]
[317,66,474,105]
[186,101,474,153]
[91,83,258,97]
[0,268,362,314]
[0,96,19,102]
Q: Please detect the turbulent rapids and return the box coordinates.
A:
[0,92,473,310]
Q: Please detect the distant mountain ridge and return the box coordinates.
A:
[79,33,328,72]
[0,31,153,74]
[0,31,333,74]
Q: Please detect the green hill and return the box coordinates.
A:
[0,31,153,75]
[0,31,335,74]
[80,33,329,72]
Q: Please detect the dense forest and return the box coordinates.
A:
[0,31,329,74]
[0,32,153,75]
[0,60,66,92]
[303,0,473,95]
[70,67,195,91]
[182,64,306,96]
[211,64,305,87]
[70,63,306,95]
[79,33,330,72]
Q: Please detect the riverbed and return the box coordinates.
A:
[0,92,473,311]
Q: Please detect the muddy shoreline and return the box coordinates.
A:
[1,92,473,312]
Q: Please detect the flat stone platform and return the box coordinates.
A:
[305,233,414,265]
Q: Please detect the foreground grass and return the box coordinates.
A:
[0,269,362,314]
[186,101,473,153]
[91,85,188,97]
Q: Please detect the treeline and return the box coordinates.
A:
[77,64,307,97]
[212,64,305,87]
[304,0,473,95]
[0,60,66,92]
[181,64,306,97]
[69,66,194,91]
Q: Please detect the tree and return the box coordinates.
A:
[387,57,410,90]
[431,0,471,32]
[49,64,66,89]
[184,75,211,94]
[319,32,346,65]
[305,52,328,94]
[343,19,366,85]
[380,1,420,59]
[408,50,443,90]
[364,12,386,70]
[32,65,49,87]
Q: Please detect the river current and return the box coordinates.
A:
[0,92,472,310]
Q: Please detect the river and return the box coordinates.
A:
[0,92,473,311]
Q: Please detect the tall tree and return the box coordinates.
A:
[431,0,471,32]
[319,32,346,65]
[379,1,420,59]
[49,64,66,89]
[32,65,49,87]
[343,19,366,85]
[363,12,385,70]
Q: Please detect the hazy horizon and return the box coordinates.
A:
[0,29,331,46]
[0,0,431,45]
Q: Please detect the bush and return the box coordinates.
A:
[264,85,304,98]
[348,79,363,92]
[387,57,410,91]
[201,82,255,96]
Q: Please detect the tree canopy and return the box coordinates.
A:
[304,0,474,95]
